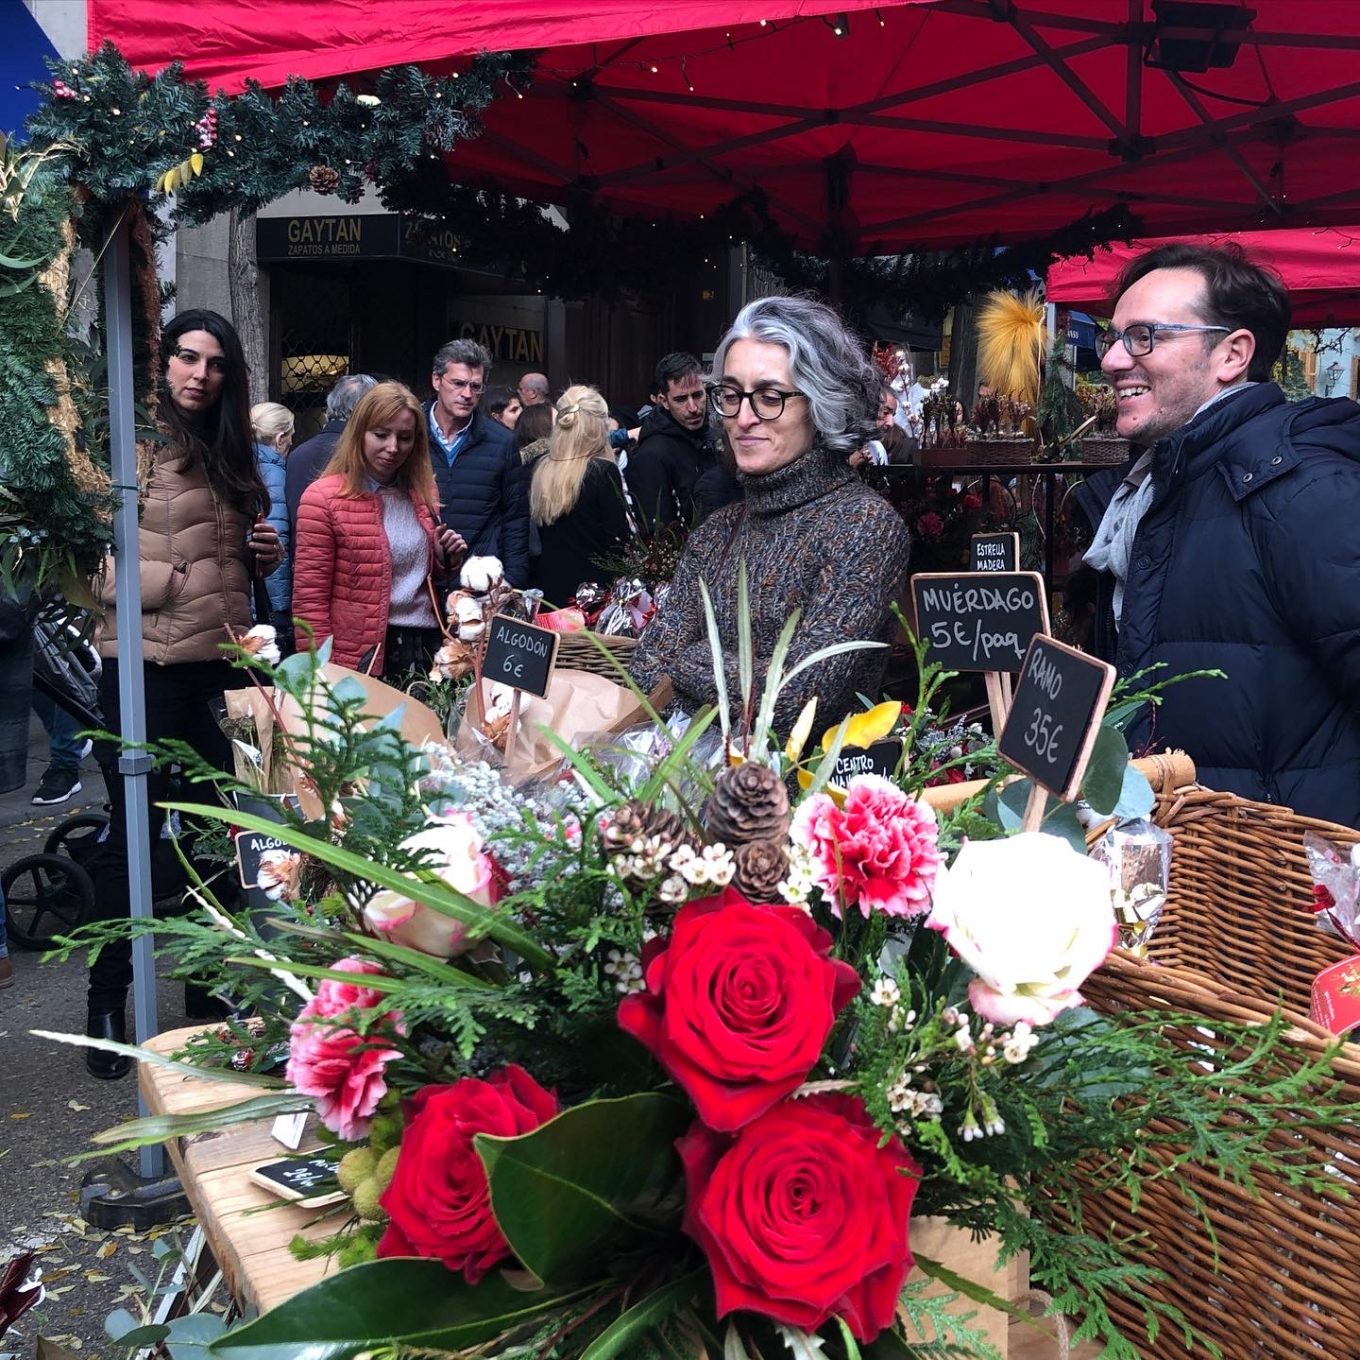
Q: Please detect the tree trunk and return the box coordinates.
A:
[228,207,267,403]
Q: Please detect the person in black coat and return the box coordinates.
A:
[283,373,377,538]
[530,385,632,609]
[626,352,718,532]
[1074,242,1360,826]
[426,339,531,587]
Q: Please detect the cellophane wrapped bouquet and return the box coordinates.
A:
[62,623,1355,1360]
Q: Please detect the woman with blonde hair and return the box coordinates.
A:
[529,384,631,607]
[294,382,466,675]
[251,400,296,640]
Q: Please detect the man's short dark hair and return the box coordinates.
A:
[1115,243,1290,382]
[433,338,491,376]
[654,351,702,394]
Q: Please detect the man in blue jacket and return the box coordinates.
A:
[426,339,530,587]
[1074,243,1360,826]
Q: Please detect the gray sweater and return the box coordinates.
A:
[630,446,911,735]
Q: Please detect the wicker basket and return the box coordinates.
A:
[1074,435,1131,465]
[1075,766,1360,1357]
[554,631,639,679]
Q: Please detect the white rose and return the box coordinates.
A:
[460,556,504,594]
[926,833,1116,1027]
[361,812,496,959]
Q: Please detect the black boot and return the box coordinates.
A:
[86,1007,131,1080]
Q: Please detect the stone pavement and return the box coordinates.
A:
[1,716,208,1359]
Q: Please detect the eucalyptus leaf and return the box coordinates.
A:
[476,1092,689,1285]
[164,802,553,969]
[210,1261,590,1360]
[1109,762,1156,821]
[1081,726,1130,816]
[1040,801,1088,853]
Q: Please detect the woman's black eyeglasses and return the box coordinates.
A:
[708,385,808,420]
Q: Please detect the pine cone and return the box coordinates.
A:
[733,840,789,904]
[704,763,790,847]
[308,164,341,194]
[602,800,687,860]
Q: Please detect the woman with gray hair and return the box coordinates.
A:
[630,295,910,735]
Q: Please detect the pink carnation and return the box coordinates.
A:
[285,957,404,1141]
[310,956,391,1017]
[791,774,941,919]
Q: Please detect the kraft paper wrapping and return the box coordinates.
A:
[459,668,656,779]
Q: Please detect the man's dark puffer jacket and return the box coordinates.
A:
[425,405,530,587]
[1073,382,1360,827]
[627,407,717,532]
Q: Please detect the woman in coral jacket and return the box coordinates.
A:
[294,382,465,676]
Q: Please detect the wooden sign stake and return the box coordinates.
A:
[983,671,1009,733]
[1020,781,1048,833]
[502,596,543,760]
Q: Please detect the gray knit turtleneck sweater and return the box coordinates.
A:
[630,445,911,735]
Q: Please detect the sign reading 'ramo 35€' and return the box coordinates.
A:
[998,635,1116,802]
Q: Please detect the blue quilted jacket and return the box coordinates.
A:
[1074,383,1360,827]
[424,405,530,587]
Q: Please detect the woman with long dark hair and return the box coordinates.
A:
[86,309,283,1079]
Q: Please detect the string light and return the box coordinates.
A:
[682,58,694,93]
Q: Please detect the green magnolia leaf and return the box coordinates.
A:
[1081,726,1130,815]
[165,802,553,969]
[476,1092,689,1285]
[580,1269,706,1360]
[1109,762,1156,821]
[210,1260,590,1360]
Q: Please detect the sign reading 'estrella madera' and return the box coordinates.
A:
[911,571,1050,673]
[969,532,1020,573]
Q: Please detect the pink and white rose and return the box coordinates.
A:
[926,833,1117,1027]
[286,957,404,1141]
[791,774,941,919]
[362,812,498,959]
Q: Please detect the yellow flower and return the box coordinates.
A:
[797,701,903,798]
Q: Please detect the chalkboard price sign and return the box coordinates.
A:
[235,829,289,889]
[997,636,1116,801]
[483,614,560,698]
[249,1154,346,1207]
[911,572,1050,673]
[969,532,1019,573]
[830,738,902,786]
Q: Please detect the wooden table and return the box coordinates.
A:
[141,1027,1102,1355]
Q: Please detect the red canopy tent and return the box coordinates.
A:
[1048,225,1360,324]
[88,0,1360,254]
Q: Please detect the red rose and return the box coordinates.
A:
[678,1094,921,1341]
[962,493,983,513]
[377,1065,558,1282]
[916,511,945,539]
[618,888,859,1132]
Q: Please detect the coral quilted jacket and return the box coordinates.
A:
[294,475,440,672]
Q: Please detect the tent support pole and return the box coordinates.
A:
[103,207,163,1183]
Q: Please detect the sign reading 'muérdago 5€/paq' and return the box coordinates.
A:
[997,635,1116,801]
[911,571,1050,673]
[482,614,560,699]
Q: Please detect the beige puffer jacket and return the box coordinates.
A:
[99,442,254,664]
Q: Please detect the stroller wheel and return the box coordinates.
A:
[44,811,110,864]
[2,853,96,950]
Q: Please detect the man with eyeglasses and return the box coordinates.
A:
[426,338,530,587]
[1073,242,1360,826]
[628,351,720,533]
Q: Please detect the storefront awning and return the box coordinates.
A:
[87,1,1360,255]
